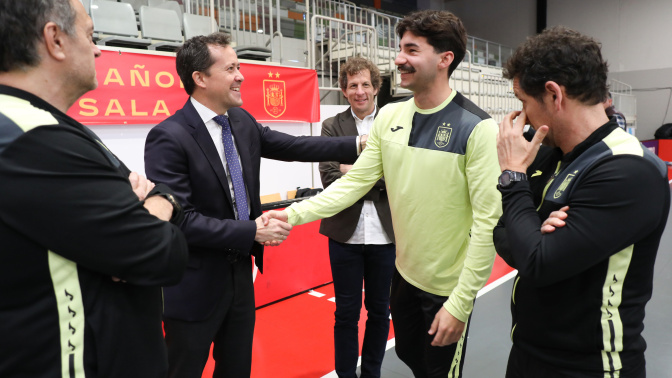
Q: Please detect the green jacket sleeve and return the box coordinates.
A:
[287,113,385,225]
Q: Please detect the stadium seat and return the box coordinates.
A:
[184,13,219,40]
[235,46,272,61]
[156,1,184,30]
[92,0,151,48]
[125,0,149,13]
[139,6,184,51]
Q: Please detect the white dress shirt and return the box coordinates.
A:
[190,97,250,220]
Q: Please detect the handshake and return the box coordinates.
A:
[254,210,291,246]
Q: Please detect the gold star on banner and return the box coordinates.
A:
[268,71,273,78]
[275,72,280,78]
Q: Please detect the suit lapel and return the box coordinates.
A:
[338,108,359,136]
[183,101,234,207]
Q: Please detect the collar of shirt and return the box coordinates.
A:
[190,97,228,126]
[189,98,250,217]
[190,97,232,164]
[350,104,376,136]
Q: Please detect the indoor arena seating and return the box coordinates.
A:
[91,0,152,48]
[139,5,184,51]
[90,0,187,51]
[183,13,219,40]
[83,0,637,127]
[156,1,185,30]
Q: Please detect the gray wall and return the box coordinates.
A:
[444,0,537,50]
[434,0,672,139]
[547,0,672,139]
[612,68,672,139]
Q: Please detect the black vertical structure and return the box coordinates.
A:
[537,0,547,33]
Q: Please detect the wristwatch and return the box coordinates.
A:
[498,170,527,188]
[152,192,184,224]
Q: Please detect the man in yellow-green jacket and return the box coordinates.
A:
[264,10,501,378]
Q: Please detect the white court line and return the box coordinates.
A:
[309,290,326,298]
[321,339,397,378]
[319,270,518,378]
[475,270,519,298]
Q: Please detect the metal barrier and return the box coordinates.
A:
[468,36,513,68]
[184,0,284,63]
[309,15,377,91]
[479,73,519,123]
[304,0,521,112]
[449,51,474,99]
[306,0,397,77]
[179,0,640,127]
[609,78,637,128]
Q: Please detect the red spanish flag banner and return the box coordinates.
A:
[67,49,320,124]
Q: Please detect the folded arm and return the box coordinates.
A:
[0,126,188,286]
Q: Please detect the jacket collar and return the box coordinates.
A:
[562,119,620,163]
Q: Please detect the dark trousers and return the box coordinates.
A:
[506,345,646,378]
[390,269,471,378]
[163,256,255,378]
[329,239,396,378]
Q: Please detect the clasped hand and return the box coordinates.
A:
[255,210,291,246]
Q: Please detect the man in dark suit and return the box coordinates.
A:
[144,33,362,378]
[318,57,395,378]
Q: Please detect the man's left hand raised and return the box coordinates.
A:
[497,110,548,172]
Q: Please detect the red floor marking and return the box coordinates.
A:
[201,256,512,377]
[487,254,515,286]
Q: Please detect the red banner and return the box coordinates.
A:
[67,49,320,124]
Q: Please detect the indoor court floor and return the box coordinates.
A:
[201,189,672,378]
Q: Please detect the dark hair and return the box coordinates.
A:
[0,0,76,72]
[338,57,381,91]
[395,10,467,76]
[176,32,232,95]
[503,26,608,105]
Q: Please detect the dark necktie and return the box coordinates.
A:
[213,115,249,221]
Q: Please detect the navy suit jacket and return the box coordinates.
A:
[144,100,357,321]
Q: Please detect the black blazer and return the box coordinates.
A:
[318,107,395,243]
[145,99,357,321]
